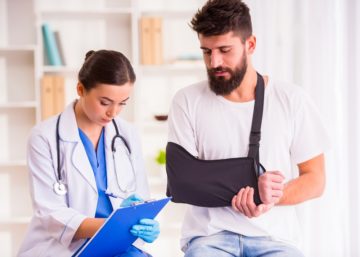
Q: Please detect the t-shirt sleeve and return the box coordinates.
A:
[168,90,199,157]
[290,89,331,164]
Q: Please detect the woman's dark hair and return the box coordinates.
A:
[78,50,136,91]
[190,0,252,43]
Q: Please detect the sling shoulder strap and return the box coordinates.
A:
[247,72,265,164]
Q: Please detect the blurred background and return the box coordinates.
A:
[0,0,359,256]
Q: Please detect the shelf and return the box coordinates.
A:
[0,49,36,103]
[0,160,27,167]
[0,5,36,256]
[40,8,133,19]
[0,45,36,52]
[39,10,134,67]
[43,65,78,75]
[141,10,195,19]
[0,101,37,108]
[0,216,31,224]
[0,108,36,162]
[141,62,205,73]
[141,121,168,132]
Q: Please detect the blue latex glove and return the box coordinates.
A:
[120,194,144,208]
[130,219,160,243]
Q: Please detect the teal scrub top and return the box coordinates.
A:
[78,128,113,218]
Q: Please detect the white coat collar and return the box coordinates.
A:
[59,100,117,144]
[58,101,81,143]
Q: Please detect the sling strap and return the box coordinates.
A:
[248,72,265,166]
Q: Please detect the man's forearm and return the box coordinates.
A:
[277,154,326,205]
[278,173,324,205]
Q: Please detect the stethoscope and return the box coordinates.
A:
[53,114,134,196]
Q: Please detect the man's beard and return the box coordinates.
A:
[207,54,247,95]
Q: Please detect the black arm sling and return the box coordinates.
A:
[166,72,265,207]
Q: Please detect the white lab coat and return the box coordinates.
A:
[18,101,150,257]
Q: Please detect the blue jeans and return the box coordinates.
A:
[184,231,304,257]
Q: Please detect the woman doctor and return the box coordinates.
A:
[18,50,159,257]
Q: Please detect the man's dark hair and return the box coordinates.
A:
[190,0,252,43]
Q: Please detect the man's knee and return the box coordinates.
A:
[184,235,235,257]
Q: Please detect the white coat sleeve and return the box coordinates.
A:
[27,127,86,248]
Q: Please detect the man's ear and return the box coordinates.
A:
[77,82,85,97]
[246,35,256,54]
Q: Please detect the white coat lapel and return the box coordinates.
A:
[71,142,97,192]
[59,102,97,192]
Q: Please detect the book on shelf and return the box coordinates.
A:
[53,76,65,115]
[41,76,55,120]
[53,31,66,66]
[41,75,65,120]
[151,17,163,65]
[41,23,63,66]
[140,17,153,65]
[140,17,163,65]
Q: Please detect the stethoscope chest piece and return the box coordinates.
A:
[53,182,67,195]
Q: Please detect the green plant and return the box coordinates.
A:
[155,149,166,165]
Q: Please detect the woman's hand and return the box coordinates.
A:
[130,219,160,243]
[120,194,143,207]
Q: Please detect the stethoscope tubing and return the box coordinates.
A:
[54,114,132,195]
[56,115,62,182]
[111,119,131,154]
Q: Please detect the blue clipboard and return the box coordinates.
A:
[75,197,171,257]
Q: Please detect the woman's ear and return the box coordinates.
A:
[246,35,256,54]
[77,82,85,97]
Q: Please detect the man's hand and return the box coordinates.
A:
[232,187,274,218]
[258,171,285,204]
[231,171,285,218]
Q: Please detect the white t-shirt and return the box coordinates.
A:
[167,77,330,250]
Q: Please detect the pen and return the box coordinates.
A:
[105,192,124,199]
[130,199,156,206]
